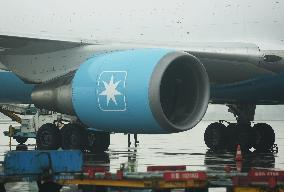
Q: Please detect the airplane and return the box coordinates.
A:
[0,0,284,152]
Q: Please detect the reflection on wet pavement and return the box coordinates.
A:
[204,150,276,172]
[83,149,277,175]
[106,121,283,173]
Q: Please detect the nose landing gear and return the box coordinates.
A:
[204,104,276,152]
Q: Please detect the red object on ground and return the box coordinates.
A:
[268,177,277,188]
[163,171,207,181]
[116,170,123,180]
[83,166,108,178]
[232,169,284,188]
[147,165,186,172]
[235,144,243,161]
[248,169,284,177]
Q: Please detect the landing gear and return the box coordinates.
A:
[36,122,111,152]
[204,104,276,152]
[36,123,61,150]
[254,123,275,152]
[61,124,87,150]
[234,124,257,151]
[86,131,110,153]
[204,122,227,150]
[60,123,110,152]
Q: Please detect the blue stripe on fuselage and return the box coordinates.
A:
[211,73,284,104]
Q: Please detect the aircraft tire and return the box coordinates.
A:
[61,124,87,150]
[36,123,61,150]
[86,131,110,153]
[254,123,275,152]
[204,122,227,151]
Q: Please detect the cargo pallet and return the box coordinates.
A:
[0,150,284,192]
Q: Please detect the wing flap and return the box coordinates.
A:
[0,34,86,55]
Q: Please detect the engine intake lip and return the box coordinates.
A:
[149,52,209,133]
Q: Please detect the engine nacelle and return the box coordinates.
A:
[32,49,209,133]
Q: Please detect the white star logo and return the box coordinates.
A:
[99,75,122,106]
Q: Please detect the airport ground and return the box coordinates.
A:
[0,105,284,191]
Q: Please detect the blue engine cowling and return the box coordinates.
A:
[32,49,209,134]
[0,71,34,103]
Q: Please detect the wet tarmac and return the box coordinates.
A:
[0,120,283,191]
[108,121,283,172]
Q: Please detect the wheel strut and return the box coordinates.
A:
[128,134,139,148]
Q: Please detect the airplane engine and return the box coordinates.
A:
[32,49,210,133]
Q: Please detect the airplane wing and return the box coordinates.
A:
[0,34,88,55]
[1,34,283,136]
[0,34,282,84]
[0,34,95,82]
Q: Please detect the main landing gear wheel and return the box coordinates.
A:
[204,122,227,151]
[254,123,275,152]
[204,104,276,152]
[86,131,110,153]
[36,123,61,150]
[61,124,87,150]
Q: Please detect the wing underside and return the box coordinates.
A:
[0,34,283,84]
